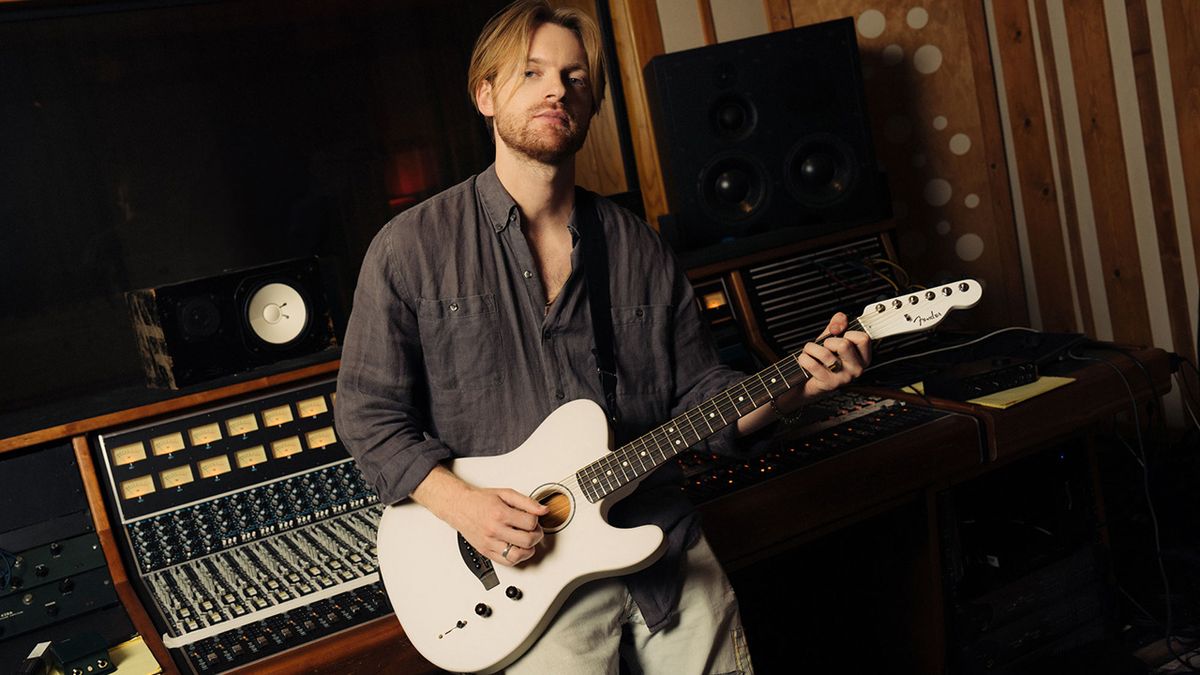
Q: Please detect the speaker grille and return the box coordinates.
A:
[742,236,926,358]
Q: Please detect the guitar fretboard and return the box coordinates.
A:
[576,318,862,503]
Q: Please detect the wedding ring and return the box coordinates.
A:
[827,359,843,373]
[502,543,514,560]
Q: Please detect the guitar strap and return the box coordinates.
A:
[576,188,620,426]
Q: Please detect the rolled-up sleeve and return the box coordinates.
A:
[335,223,452,505]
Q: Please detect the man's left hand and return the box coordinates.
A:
[796,312,871,400]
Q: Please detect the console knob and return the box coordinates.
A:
[474,603,492,617]
[49,542,63,556]
[505,586,522,600]
[34,564,48,577]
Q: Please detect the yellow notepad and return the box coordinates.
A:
[904,376,1076,409]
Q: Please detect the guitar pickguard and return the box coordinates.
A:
[458,532,499,590]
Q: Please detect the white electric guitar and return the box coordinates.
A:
[376,280,983,674]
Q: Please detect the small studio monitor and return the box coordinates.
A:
[644,17,890,257]
[127,257,338,389]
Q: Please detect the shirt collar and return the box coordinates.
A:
[476,164,519,234]
[476,163,583,244]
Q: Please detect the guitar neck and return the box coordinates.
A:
[572,279,984,504]
[575,317,862,503]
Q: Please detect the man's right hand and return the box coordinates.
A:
[410,465,549,566]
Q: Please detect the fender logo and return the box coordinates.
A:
[905,310,943,325]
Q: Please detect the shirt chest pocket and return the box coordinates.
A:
[417,293,504,390]
[612,304,672,394]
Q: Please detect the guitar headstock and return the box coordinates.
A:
[858,279,983,340]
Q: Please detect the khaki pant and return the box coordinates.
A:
[504,535,754,675]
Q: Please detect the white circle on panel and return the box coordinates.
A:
[247,282,308,345]
[933,115,948,130]
[965,193,981,208]
[882,44,904,66]
[913,44,943,74]
[936,220,951,235]
[911,153,927,167]
[907,7,930,29]
[858,10,886,39]
[885,115,913,143]
[956,233,985,261]
[950,133,972,155]
[924,178,952,206]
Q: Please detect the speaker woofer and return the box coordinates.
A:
[177,295,221,342]
[244,281,310,347]
[785,134,858,208]
[697,155,769,228]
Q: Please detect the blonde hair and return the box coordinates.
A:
[468,0,607,128]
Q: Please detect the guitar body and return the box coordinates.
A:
[376,399,666,674]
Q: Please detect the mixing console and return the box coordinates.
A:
[678,391,953,503]
[94,378,392,673]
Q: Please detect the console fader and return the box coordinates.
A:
[94,378,391,673]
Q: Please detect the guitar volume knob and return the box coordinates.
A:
[475,603,492,617]
[505,586,522,600]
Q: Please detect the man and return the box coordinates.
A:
[335,1,871,672]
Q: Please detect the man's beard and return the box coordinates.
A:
[495,105,589,165]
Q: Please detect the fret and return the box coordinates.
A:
[698,402,715,433]
[632,439,650,473]
[773,363,789,389]
[682,409,702,442]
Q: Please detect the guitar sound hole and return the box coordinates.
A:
[536,489,573,532]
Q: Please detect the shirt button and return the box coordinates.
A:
[635,308,644,318]
[523,270,533,279]
[449,303,459,312]
[555,390,565,400]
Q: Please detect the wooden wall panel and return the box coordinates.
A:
[1059,2,1154,347]
[1124,0,1194,364]
[988,1,1077,333]
[1162,0,1200,353]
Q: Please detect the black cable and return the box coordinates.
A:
[1068,348,1200,672]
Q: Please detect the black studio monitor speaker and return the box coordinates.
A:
[126,257,338,389]
[645,17,890,258]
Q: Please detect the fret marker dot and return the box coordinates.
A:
[771,378,777,383]
[738,396,745,401]
[709,413,715,417]
[668,427,674,432]
[606,470,613,475]
[675,440,681,445]
[640,451,647,456]
[622,461,628,467]
[592,479,599,484]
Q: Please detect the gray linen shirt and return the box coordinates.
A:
[335,164,746,632]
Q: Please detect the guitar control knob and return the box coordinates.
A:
[505,586,522,600]
[474,603,492,617]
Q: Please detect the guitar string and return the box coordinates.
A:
[546,289,979,502]
[544,284,979,503]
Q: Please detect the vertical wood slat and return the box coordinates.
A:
[1033,1,1097,338]
[961,0,1030,327]
[762,0,793,32]
[988,1,1078,332]
[696,0,718,45]
[1061,2,1153,347]
[606,0,669,229]
[1162,0,1200,343]
[1124,0,1194,364]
